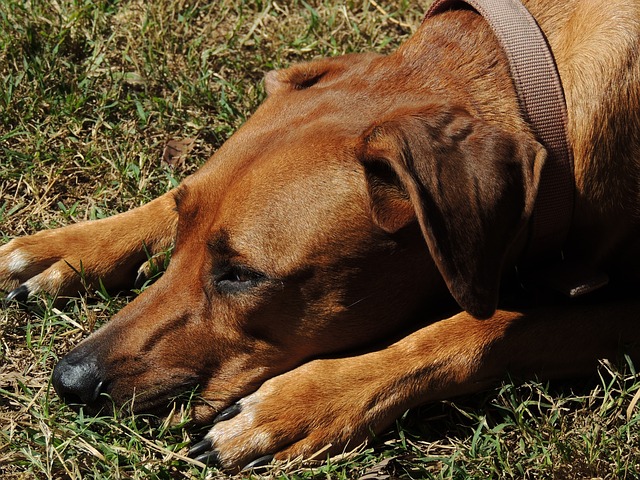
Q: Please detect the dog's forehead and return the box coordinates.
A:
[173,62,406,272]
[174,123,374,276]
[214,142,372,272]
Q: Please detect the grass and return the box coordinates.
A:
[1,0,639,478]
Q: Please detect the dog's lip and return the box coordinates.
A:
[92,377,202,415]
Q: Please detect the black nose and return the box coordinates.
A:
[52,350,106,408]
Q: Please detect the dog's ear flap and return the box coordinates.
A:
[265,58,341,95]
[265,54,379,95]
[358,104,546,318]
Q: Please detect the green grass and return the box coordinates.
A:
[1,1,640,478]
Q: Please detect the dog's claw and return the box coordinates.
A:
[194,449,220,466]
[188,438,213,458]
[133,269,147,290]
[6,284,29,303]
[213,402,242,423]
[241,454,274,471]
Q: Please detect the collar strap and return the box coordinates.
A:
[424,0,575,259]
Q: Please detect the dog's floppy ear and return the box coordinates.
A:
[264,61,330,95]
[265,53,380,95]
[358,104,546,318]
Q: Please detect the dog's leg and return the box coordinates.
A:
[0,191,178,299]
[196,298,640,469]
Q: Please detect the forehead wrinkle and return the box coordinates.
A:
[207,230,238,258]
[174,184,206,229]
[174,185,188,211]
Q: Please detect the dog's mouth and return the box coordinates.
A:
[58,378,248,432]
[53,360,203,418]
[119,381,203,416]
[52,352,259,425]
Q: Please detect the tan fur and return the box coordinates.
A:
[1,0,640,470]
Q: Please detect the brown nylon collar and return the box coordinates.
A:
[424,0,575,259]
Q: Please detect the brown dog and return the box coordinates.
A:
[2,0,640,470]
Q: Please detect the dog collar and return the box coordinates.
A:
[424,0,575,260]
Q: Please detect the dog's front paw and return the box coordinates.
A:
[1,194,177,301]
[189,356,404,471]
[0,222,154,300]
[0,231,87,299]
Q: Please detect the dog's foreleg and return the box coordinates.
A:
[194,298,640,469]
[0,191,178,299]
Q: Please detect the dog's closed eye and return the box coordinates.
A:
[214,265,266,294]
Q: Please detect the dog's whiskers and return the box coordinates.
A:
[346,295,372,309]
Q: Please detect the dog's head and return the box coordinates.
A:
[52,52,544,420]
